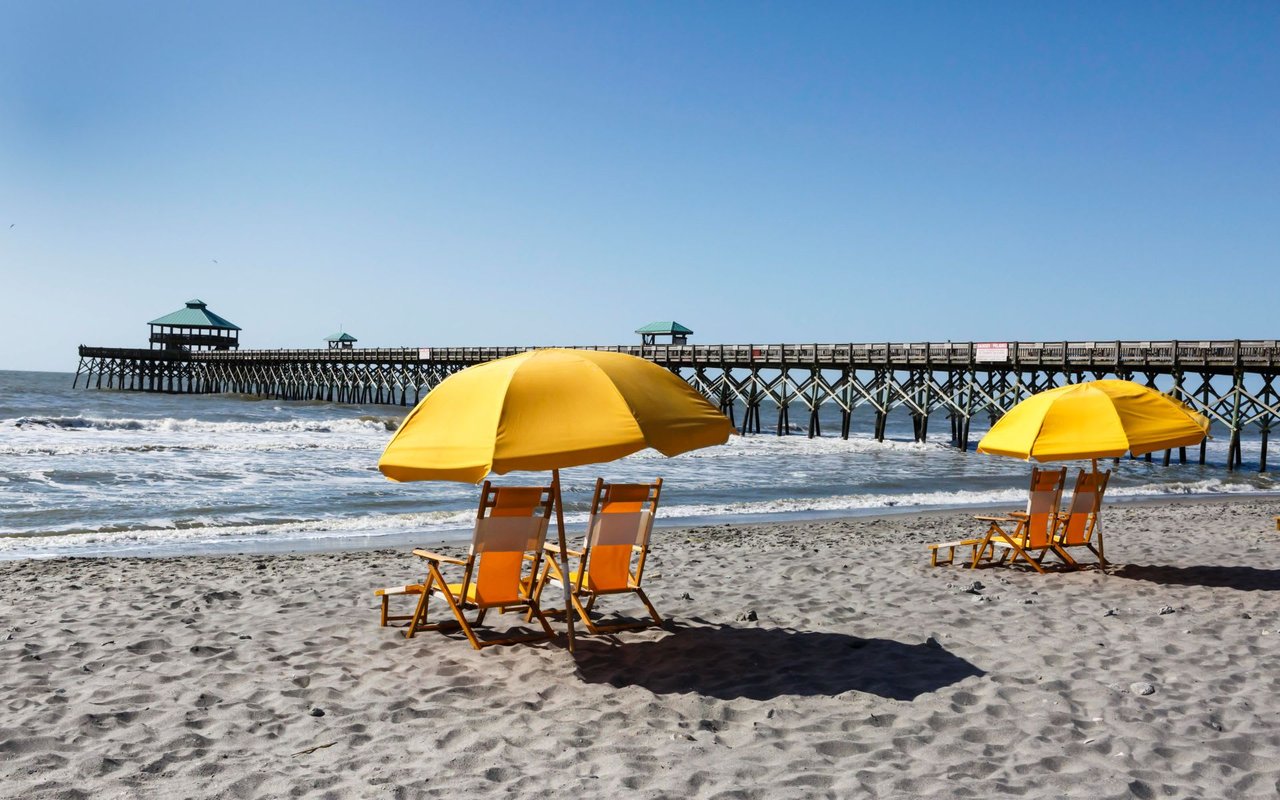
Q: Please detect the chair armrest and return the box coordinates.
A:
[412,549,466,566]
[974,515,1016,523]
[928,537,987,549]
[543,542,584,557]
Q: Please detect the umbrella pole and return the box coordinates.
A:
[552,469,576,652]
[1089,457,1108,574]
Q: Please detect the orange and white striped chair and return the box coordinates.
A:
[1051,468,1112,568]
[533,478,664,634]
[376,482,555,649]
[970,466,1068,573]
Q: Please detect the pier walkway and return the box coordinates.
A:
[76,340,1280,472]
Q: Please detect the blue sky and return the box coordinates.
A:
[1,1,1276,371]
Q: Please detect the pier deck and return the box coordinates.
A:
[75,340,1280,472]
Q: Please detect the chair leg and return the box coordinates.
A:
[476,600,556,648]
[635,588,663,626]
[970,532,995,569]
[434,582,483,650]
[932,546,953,567]
[526,560,555,622]
[1018,547,1047,574]
[380,595,389,627]
[571,589,663,635]
[1051,545,1079,569]
[570,591,601,635]
[404,569,437,639]
[1085,543,1108,568]
[1005,541,1046,574]
[527,600,554,640]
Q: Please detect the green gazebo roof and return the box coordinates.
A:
[326,332,358,342]
[635,321,693,335]
[148,299,241,330]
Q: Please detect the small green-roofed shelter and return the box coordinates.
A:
[326,331,358,350]
[148,299,241,351]
[636,321,693,346]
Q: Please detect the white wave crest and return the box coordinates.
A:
[0,508,480,559]
[2,415,398,434]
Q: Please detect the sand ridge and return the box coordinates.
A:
[3,498,1280,798]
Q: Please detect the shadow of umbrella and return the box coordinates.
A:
[571,621,984,702]
[1112,563,1280,591]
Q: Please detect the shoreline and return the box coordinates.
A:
[3,490,1277,562]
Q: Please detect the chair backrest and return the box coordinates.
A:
[1023,467,1067,548]
[580,478,663,592]
[1057,469,1111,545]
[464,482,553,606]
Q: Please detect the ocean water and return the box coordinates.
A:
[1,369,1275,560]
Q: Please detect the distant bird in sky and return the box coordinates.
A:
[211,259,218,263]
[7,224,12,229]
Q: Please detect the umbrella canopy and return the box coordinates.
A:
[378,348,735,651]
[977,379,1209,462]
[379,348,735,483]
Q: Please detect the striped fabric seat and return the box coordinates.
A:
[532,478,664,635]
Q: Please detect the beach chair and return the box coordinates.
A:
[532,478,664,634]
[970,467,1067,573]
[376,482,556,649]
[927,537,996,568]
[1050,468,1112,568]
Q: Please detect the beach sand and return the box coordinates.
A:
[3,497,1280,799]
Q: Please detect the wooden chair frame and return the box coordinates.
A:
[380,482,556,650]
[928,537,997,567]
[532,478,663,635]
[1050,468,1112,569]
[970,467,1068,573]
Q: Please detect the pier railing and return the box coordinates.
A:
[78,339,1280,372]
[74,339,1280,472]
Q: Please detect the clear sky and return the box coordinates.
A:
[1,1,1276,372]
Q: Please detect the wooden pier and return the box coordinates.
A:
[76,340,1280,472]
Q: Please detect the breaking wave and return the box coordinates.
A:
[3,414,400,434]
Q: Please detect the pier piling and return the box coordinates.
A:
[74,339,1280,472]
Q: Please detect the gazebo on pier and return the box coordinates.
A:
[326,331,358,350]
[636,321,693,346]
[148,299,241,351]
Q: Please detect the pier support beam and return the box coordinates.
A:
[68,341,1280,474]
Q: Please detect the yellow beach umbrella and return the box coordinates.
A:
[378,348,736,649]
[977,379,1209,463]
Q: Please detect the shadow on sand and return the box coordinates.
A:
[1112,563,1280,591]
[571,620,984,701]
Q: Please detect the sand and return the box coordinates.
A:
[3,497,1280,799]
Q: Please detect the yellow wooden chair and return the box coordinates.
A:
[970,466,1067,573]
[533,478,663,634]
[1050,468,1111,568]
[375,482,556,649]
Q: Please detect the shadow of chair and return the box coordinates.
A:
[571,620,984,701]
[1111,563,1280,591]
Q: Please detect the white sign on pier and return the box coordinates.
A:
[974,342,1008,362]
